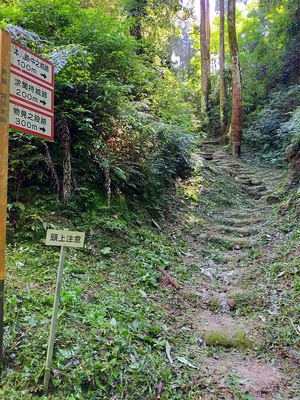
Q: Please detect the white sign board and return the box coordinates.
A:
[45,229,85,248]
[11,41,54,86]
[10,70,53,112]
[9,41,54,139]
[9,100,53,139]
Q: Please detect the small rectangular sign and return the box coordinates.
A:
[9,100,54,139]
[11,41,54,86]
[10,70,54,113]
[45,229,85,248]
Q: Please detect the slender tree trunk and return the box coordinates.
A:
[56,114,73,204]
[200,0,210,118]
[219,0,226,140]
[228,0,243,158]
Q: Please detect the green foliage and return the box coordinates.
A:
[279,107,300,147]
[1,0,199,220]
[3,123,300,398]
[259,256,300,348]
[1,218,205,399]
[243,85,300,165]
[3,1,300,398]
[239,0,300,113]
[124,0,181,61]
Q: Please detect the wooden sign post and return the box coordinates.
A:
[0,28,54,368]
[0,30,11,369]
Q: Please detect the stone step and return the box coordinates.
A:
[224,209,266,217]
[220,251,249,264]
[219,217,262,227]
[212,160,243,170]
[199,138,222,146]
[199,152,214,160]
[235,175,263,186]
[217,165,235,175]
[214,224,259,236]
[207,234,250,249]
[242,185,267,199]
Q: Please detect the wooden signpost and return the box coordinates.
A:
[0,29,11,369]
[0,29,54,368]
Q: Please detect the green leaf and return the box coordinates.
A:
[100,247,112,255]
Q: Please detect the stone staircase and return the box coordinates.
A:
[198,141,270,200]
[180,138,282,341]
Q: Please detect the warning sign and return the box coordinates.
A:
[45,229,85,248]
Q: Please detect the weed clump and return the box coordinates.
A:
[203,329,252,349]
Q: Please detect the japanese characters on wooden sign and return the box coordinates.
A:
[0,64,9,125]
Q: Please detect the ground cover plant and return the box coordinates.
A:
[2,140,300,399]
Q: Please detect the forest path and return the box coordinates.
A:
[162,139,299,399]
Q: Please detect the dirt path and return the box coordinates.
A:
[163,140,299,399]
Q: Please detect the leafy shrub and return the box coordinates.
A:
[3,1,199,219]
[279,107,300,147]
[102,104,196,208]
[244,85,300,165]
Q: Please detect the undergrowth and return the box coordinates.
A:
[2,145,300,399]
[1,202,207,399]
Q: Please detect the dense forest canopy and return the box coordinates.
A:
[0,0,299,233]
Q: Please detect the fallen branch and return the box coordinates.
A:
[156,265,180,290]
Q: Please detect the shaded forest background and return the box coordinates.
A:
[0,0,299,235]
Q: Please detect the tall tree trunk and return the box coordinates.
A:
[219,0,226,140]
[200,0,210,118]
[205,0,210,50]
[228,0,243,158]
[205,0,211,109]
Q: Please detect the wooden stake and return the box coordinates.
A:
[0,29,11,369]
[44,246,67,392]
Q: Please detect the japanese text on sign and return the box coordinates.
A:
[9,41,54,139]
[0,67,9,124]
[11,41,54,86]
[10,71,53,112]
[9,100,53,139]
[45,230,85,248]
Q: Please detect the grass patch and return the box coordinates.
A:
[1,223,210,399]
